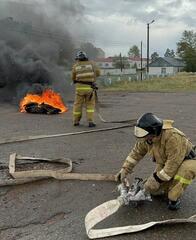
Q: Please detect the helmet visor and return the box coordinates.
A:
[134,126,149,138]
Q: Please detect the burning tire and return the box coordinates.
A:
[20,88,68,114]
[24,102,61,114]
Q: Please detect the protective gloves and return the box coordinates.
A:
[116,168,129,183]
[144,172,163,193]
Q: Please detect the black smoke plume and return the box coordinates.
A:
[0,0,85,103]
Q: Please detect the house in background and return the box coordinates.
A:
[95,57,136,75]
[128,57,148,69]
[149,57,185,76]
[95,57,114,69]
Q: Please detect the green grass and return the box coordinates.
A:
[103,73,196,92]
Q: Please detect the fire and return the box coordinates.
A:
[20,89,68,113]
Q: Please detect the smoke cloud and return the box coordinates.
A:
[0,0,85,103]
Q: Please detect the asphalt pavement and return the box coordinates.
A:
[0,91,195,240]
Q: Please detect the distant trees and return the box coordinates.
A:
[113,54,130,69]
[128,45,140,57]
[164,48,175,57]
[177,30,196,72]
[151,52,159,62]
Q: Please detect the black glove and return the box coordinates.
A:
[153,172,164,183]
[91,82,98,90]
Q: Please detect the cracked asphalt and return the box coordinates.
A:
[0,91,195,240]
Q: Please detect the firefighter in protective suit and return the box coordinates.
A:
[116,113,196,210]
[72,51,100,127]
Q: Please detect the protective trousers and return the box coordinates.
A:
[73,84,95,124]
[151,160,196,201]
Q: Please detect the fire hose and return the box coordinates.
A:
[85,178,196,239]
[0,153,117,186]
[94,90,137,123]
[0,122,136,145]
[0,87,137,145]
[1,155,196,237]
[74,80,137,124]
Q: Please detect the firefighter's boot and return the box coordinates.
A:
[167,199,181,210]
[89,122,96,128]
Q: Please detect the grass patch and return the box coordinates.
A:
[103,73,196,92]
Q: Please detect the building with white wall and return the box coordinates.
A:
[149,57,185,76]
[95,57,136,75]
[128,57,147,69]
[95,57,114,69]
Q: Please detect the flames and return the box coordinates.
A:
[20,89,68,113]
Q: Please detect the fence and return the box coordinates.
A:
[64,70,177,87]
[97,72,176,86]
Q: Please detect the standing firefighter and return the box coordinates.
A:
[72,51,100,127]
[116,113,196,210]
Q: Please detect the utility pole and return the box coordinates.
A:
[140,41,143,81]
[147,20,155,75]
[120,53,123,72]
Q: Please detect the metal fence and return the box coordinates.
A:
[97,73,176,86]
[64,71,177,87]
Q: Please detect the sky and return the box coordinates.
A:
[1,0,196,58]
[79,0,196,57]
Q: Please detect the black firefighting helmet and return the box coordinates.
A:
[134,113,163,138]
[75,51,88,61]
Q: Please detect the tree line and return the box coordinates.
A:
[77,30,196,72]
[127,30,196,72]
[128,45,175,60]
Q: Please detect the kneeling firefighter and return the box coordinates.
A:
[116,113,196,210]
[72,51,100,127]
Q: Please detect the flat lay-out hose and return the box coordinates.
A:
[95,90,137,123]
[0,123,135,145]
[0,153,117,186]
[85,198,196,239]
[0,90,136,145]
